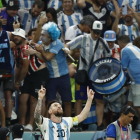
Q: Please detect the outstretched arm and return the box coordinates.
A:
[77,86,95,123]
[34,85,46,125]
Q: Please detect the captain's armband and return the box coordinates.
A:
[72,116,78,126]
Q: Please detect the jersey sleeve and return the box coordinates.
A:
[49,40,63,54]
[63,117,73,129]
[36,116,49,136]
[106,124,116,138]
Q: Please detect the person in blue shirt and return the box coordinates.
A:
[0,0,19,31]
[118,35,140,133]
[106,105,135,140]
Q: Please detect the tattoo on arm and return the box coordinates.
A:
[34,99,42,123]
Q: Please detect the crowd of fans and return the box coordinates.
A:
[0,0,140,134]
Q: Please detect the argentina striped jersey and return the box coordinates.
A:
[67,34,111,71]
[121,43,140,84]
[118,23,140,42]
[37,117,73,140]
[57,11,83,36]
[18,9,38,34]
[44,39,69,78]
[18,0,34,9]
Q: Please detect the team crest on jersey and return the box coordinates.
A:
[75,19,78,22]
[9,1,14,6]
[133,27,136,31]
[63,124,67,129]
[105,34,109,38]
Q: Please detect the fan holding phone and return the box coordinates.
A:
[112,3,140,43]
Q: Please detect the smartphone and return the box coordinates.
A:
[122,5,127,15]
[40,11,46,18]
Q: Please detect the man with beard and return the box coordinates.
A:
[18,0,45,34]
[35,85,95,140]
[112,4,140,42]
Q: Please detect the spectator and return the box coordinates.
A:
[118,35,140,132]
[28,28,37,41]
[64,21,111,130]
[18,0,34,9]
[11,124,24,140]
[18,0,45,34]
[112,4,140,42]
[133,36,140,49]
[77,0,117,37]
[30,22,72,117]
[11,28,49,131]
[0,19,15,127]
[0,0,19,31]
[34,86,94,139]
[106,105,135,140]
[57,0,83,40]
[46,8,58,24]
[65,15,95,43]
[0,127,10,140]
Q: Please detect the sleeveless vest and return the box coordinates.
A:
[0,30,14,71]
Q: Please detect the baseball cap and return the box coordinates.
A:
[7,0,19,10]
[104,30,116,41]
[12,28,26,39]
[11,124,24,134]
[0,127,10,140]
[92,21,103,34]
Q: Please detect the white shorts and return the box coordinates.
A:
[128,84,140,106]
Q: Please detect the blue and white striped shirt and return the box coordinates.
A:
[44,39,69,78]
[18,9,38,34]
[37,117,73,140]
[121,43,140,84]
[57,11,83,36]
[18,0,34,9]
[118,23,140,42]
[67,34,111,71]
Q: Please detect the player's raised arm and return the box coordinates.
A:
[77,86,95,123]
[34,85,46,125]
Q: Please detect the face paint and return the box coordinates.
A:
[40,35,48,42]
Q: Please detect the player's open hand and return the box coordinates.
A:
[87,86,95,100]
[38,85,46,100]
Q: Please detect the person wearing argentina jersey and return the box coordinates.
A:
[35,85,95,140]
[31,22,72,117]
[64,21,111,130]
[112,3,140,43]
[18,0,44,34]
[118,35,140,133]
[57,0,83,40]
[65,15,95,43]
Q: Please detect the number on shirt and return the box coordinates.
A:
[57,129,65,137]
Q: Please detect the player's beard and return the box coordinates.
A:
[54,110,63,117]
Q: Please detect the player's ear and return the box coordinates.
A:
[48,109,52,114]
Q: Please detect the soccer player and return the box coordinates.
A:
[34,85,95,140]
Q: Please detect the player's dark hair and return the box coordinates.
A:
[133,36,140,49]
[120,105,135,116]
[48,100,62,110]
[62,0,74,3]
[118,35,130,44]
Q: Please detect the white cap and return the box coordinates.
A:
[12,28,26,39]
[92,21,103,33]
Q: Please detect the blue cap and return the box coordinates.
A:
[104,30,116,41]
